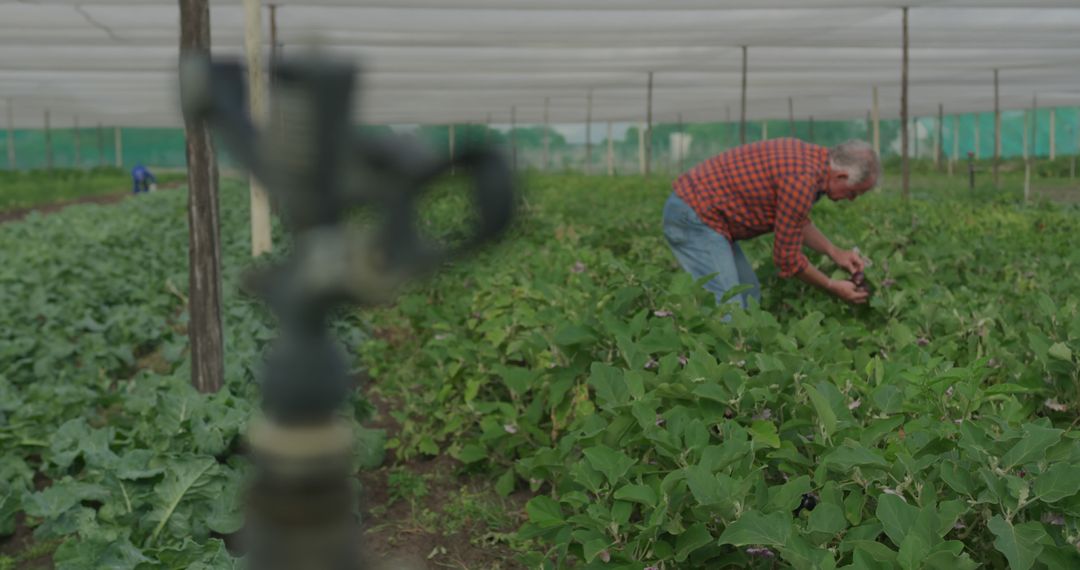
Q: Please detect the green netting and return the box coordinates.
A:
[1,108,1076,172]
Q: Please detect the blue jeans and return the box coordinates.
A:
[662,192,761,308]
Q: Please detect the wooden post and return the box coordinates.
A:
[1022,109,1029,161]
[114,126,123,168]
[448,123,455,174]
[180,0,224,393]
[1032,94,1039,163]
[243,0,272,257]
[44,110,53,171]
[950,114,959,176]
[913,117,919,158]
[269,4,278,99]
[1024,159,1031,203]
[585,89,593,174]
[5,100,14,170]
[510,105,517,172]
[97,123,105,167]
[73,116,81,169]
[638,122,646,175]
[872,87,880,158]
[677,112,685,173]
[788,97,795,136]
[994,69,1001,188]
[1049,108,1056,161]
[739,46,748,145]
[808,116,815,142]
[542,97,550,171]
[936,103,943,170]
[900,6,910,200]
[645,71,653,175]
[974,113,980,159]
[761,121,768,141]
[606,121,614,176]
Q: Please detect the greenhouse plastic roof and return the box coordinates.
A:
[2,1,1079,127]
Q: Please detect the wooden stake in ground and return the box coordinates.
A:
[739,46,748,145]
[180,0,225,394]
[5,100,15,170]
[606,121,614,176]
[510,105,517,172]
[935,103,943,170]
[950,115,959,176]
[1049,108,1056,161]
[243,0,272,257]
[872,87,880,157]
[1031,94,1039,164]
[114,126,123,168]
[542,97,550,172]
[585,89,593,174]
[974,112,980,159]
[97,123,105,167]
[638,122,646,176]
[74,116,81,169]
[645,72,653,175]
[1023,109,1030,162]
[900,6,910,200]
[44,110,53,171]
[994,69,1001,188]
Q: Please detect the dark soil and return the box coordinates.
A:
[0,181,187,224]
[357,389,531,570]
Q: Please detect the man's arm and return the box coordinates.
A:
[795,263,868,304]
[802,222,865,274]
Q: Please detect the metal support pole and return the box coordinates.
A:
[677,112,685,173]
[638,122,646,176]
[872,87,880,158]
[585,89,593,174]
[5,100,14,170]
[542,97,550,172]
[510,105,517,172]
[994,69,1001,188]
[1049,108,1056,161]
[808,116,815,143]
[974,113,981,159]
[114,126,123,168]
[97,123,105,167]
[950,115,959,177]
[739,46,748,145]
[936,103,943,170]
[645,72,653,175]
[606,121,614,176]
[244,0,273,257]
[73,116,81,168]
[900,6,910,200]
[44,110,53,171]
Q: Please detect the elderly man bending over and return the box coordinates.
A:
[663,138,879,308]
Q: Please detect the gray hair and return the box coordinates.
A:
[829,140,881,186]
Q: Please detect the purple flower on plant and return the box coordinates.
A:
[848,399,862,410]
[503,424,518,434]
[598,550,611,563]
[655,414,665,427]
[1042,512,1066,526]
[752,408,773,421]
[678,354,688,366]
[881,278,896,288]
[644,358,658,370]
[653,310,673,318]
[571,261,587,274]
[916,337,930,347]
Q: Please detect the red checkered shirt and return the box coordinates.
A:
[673,138,830,278]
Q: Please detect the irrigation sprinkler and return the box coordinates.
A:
[180,53,515,569]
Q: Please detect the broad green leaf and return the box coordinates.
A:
[768,475,812,513]
[875,494,918,547]
[613,483,657,507]
[807,502,848,535]
[553,324,596,346]
[525,496,564,528]
[718,510,792,547]
[1034,463,1080,503]
[1047,342,1073,362]
[587,363,629,408]
[805,384,837,438]
[821,441,888,472]
[1000,424,1063,469]
[146,458,217,545]
[987,515,1049,570]
[54,537,151,570]
[675,523,713,562]
[582,445,635,485]
[454,443,488,464]
[750,421,781,449]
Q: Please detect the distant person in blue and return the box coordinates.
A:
[131,163,158,194]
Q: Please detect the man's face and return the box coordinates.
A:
[825,167,877,201]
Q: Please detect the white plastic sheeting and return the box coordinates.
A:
[1,1,1078,127]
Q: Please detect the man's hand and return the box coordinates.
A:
[828,279,869,304]
[831,249,865,274]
